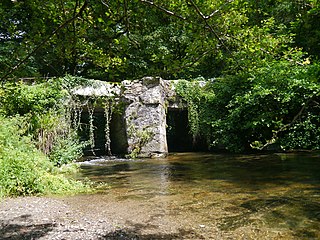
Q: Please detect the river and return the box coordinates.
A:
[70,152,320,239]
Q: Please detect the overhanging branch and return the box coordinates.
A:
[1,0,88,83]
[163,50,210,77]
[259,97,315,150]
[188,0,229,51]
[204,0,234,19]
[140,0,187,20]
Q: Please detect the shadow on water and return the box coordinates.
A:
[164,153,320,189]
[77,152,320,238]
[81,163,133,176]
[218,195,320,237]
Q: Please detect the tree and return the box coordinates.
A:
[1,0,320,152]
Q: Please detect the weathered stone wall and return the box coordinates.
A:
[122,77,168,157]
[73,77,184,157]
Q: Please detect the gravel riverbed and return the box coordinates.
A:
[0,196,207,240]
[0,195,295,240]
[0,196,118,240]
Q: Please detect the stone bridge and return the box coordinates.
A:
[73,77,195,157]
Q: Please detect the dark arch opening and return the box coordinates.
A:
[166,109,208,152]
[79,108,128,156]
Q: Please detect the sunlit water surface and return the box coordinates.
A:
[75,152,320,239]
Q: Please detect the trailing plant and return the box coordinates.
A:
[175,80,200,140]
[86,98,97,154]
[175,79,213,146]
[66,78,120,156]
[103,99,114,155]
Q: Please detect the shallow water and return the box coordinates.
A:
[75,152,320,239]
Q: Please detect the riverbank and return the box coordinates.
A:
[0,196,115,240]
[0,194,297,240]
[0,196,206,240]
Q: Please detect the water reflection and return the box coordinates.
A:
[77,152,320,238]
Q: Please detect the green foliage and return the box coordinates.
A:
[0,116,88,197]
[0,80,65,117]
[1,0,320,155]
[221,60,319,151]
[127,123,154,159]
[0,77,88,165]
[48,131,85,167]
[1,0,319,80]
[280,114,320,150]
[176,57,320,152]
[175,80,202,139]
[34,107,88,166]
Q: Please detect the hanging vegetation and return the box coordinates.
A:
[67,79,120,156]
[103,99,114,156]
[0,77,93,197]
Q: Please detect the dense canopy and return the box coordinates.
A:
[0,0,318,80]
[1,0,320,153]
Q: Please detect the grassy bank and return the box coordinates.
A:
[0,78,91,198]
[0,115,89,198]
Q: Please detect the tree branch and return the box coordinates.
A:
[101,0,115,15]
[205,10,219,20]
[124,0,130,32]
[204,0,234,19]
[188,0,229,51]
[1,0,88,83]
[259,98,313,150]
[140,0,187,20]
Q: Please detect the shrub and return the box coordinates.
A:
[176,59,320,152]
[0,116,88,197]
[49,131,86,166]
[0,78,88,165]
